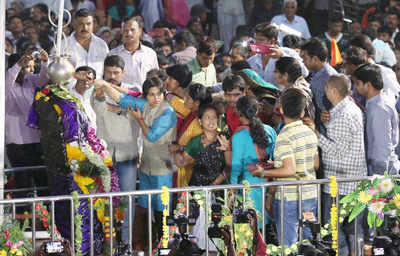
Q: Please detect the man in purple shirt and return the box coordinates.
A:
[5,50,49,200]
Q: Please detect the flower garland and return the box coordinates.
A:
[339,173,400,229]
[329,176,338,255]
[0,218,32,256]
[34,203,62,241]
[160,186,170,249]
[72,191,83,256]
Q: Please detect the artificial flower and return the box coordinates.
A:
[359,191,372,204]
[368,187,379,195]
[41,88,50,94]
[3,230,10,239]
[224,216,232,222]
[394,194,400,208]
[41,208,48,215]
[9,248,22,256]
[0,250,6,256]
[35,204,42,210]
[74,175,95,194]
[53,104,62,115]
[66,143,86,164]
[378,178,394,193]
[284,248,291,255]
[368,201,386,214]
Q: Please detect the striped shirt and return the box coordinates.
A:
[274,120,318,201]
[319,96,367,195]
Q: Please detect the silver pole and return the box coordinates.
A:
[0,0,6,221]
[128,195,133,251]
[261,186,265,239]
[298,185,303,242]
[148,195,152,256]
[70,198,75,250]
[51,201,55,241]
[56,0,65,57]
[90,198,94,256]
[32,202,36,252]
[109,196,114,255]
[280,186,284,256]
[205,189,209,256]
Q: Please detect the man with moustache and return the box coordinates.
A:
[91,55,141,243]
[56,8,109,79]
[109,16,159,91]
[71,66,97,130]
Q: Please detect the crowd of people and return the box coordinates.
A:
[5,0,400,255]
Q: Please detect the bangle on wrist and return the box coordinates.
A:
[139,117,144,121]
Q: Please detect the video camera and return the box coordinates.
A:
[158,200,202,256]
[208,203,254,239]
[298,217,335,256]
[373,214,400,256]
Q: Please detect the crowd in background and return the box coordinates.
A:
[5,0,400,255]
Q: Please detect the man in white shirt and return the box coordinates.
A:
[247,22,308,87]
[71,66,97,130]
[56,8,109,79]
[110,17,159,91]
[92,55,141,243]
[271,0,311,43]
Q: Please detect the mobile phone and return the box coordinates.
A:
[246,163,257,172]
[249,42,273,55]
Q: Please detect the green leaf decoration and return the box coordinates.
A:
[376,216,384,227]
[340,193,358,204]
[367,212,376,228]
[348,203,366,223]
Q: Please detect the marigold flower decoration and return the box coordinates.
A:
[329,176,338,256]
[394,194,400,209]
[161,186,170,248]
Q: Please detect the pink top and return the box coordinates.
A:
[5,62,48,145]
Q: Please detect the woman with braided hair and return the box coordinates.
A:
[229,95,277,227]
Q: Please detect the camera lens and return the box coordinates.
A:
[32,51,41,59]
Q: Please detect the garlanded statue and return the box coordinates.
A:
[27,56,122,255]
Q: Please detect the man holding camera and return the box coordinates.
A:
[5,49,49,201]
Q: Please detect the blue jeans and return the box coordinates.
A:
[273,197,318,246]
[137,171,173,212]
[115,159,138,242]
[322,192,364,256]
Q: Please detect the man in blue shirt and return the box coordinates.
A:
[300,38,337,135]
[353,63,400,175]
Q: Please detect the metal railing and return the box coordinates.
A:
[0,175,385,256]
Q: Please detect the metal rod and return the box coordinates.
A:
[336,191,340,256]
[128,195,133,251]
[90,198,94,256]
[70,198,75,250]
[148,194,152,256]
[205,189,209,256]
[262,186,265,239]
[317,184,321,224]
[280,186,285,256]
[55,0,65,57]
[109,196,113,255]
[51,201,55,241]
[0,176,396,205]
[4,165,47,173]
[32,202,36,251]
[299,185,303,242]
[12,203,15,218]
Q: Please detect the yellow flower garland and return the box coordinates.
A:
[66,143,86,164]
[329,176,338,256]
[161,186,170,248]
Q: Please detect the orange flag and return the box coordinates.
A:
[330,39,343,66]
